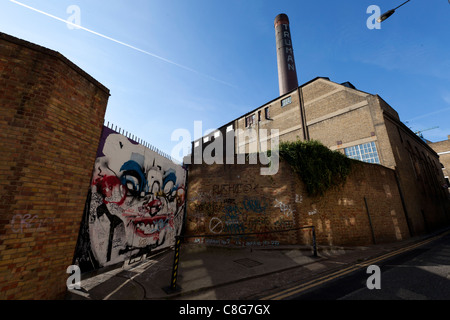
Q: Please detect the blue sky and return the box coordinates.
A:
[1,0,449,160]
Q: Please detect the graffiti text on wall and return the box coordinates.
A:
[187,182,298,246]
[10,214,54,233]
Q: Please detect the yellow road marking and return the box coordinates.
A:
[261,231,450,300]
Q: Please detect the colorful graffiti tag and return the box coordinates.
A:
[186,180,297,247]
[73,127,186,273]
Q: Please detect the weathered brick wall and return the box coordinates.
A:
[185,159,300,246]
[428,136,450,191]
[297,162,410,246]
[384,117,450,235]
[185,159,410,247]
[0,33,109,299]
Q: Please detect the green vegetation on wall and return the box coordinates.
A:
[279,140,353,197]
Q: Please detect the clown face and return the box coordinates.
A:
[89,133,185,266]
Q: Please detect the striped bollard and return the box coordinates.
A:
[163,236,182,294]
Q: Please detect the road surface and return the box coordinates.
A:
[262,231,450,300]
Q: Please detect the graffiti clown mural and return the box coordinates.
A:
[73,127,186,272]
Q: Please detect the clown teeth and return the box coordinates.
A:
[133,217,168,235]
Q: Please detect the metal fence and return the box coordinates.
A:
[104,120,181,164]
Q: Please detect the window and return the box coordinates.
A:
[245,114,255,127]
[345,142,380,164]
[281,96,292,107]
[265,107,270,119]
[258,110,262,122]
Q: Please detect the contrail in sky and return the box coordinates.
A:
[406,107,450,122]
[10,0,236,88]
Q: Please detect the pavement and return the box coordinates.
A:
[65,227,450,300]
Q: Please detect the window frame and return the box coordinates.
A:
[264,107,270,119]
[344,141,380,164]
[245,114,255,127]
[281,96,292,108]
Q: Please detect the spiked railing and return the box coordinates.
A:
[104,120,181,165]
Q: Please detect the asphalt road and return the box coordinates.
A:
[270,231,450,300]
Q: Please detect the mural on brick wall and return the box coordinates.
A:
[185,161,414,248]
[74,127,187,273]
[186,183,297,247]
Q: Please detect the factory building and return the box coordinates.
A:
[190,14,450,236]
[428,136,450,192]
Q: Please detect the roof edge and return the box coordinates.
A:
[0,32,110,95]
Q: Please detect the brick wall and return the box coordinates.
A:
[0,33,109,299]
[384,116,450,235]
[298,161,410,246]
[185,158,410,247]
[428,136,450,191]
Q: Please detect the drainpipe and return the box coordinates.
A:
[298,87,309,141]
[364,197,376,244]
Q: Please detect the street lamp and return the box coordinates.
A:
[377,0,411,23]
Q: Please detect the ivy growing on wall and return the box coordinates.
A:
[279,140,354,197]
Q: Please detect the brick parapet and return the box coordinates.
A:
[0,32,109,299]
